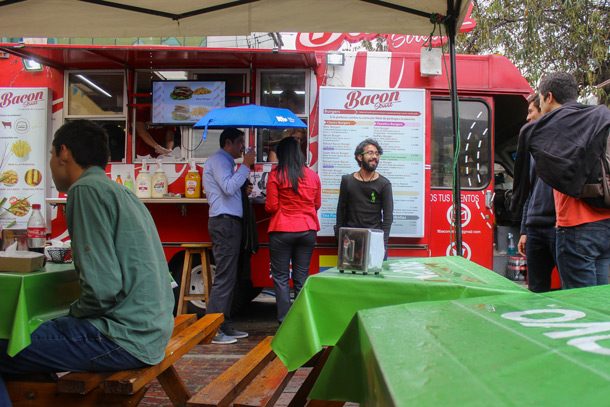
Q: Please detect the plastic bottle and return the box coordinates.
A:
[136,160,152,199]
[27,203,46,254]
[185,161,201,199]
[124,173,134,192]
[151,160,168,198]
[507,232,517,256]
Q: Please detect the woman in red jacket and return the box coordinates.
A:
[265,136,321,323]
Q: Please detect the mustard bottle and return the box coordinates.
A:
[185,161,201,199]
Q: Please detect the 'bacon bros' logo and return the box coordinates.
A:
[502,308,610,356]
[0,90,45,109]
[344,90,400,110]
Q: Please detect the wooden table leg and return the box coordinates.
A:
[157,365,191,407]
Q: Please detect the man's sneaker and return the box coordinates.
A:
[222,328,248,339]
[211,332,237,344]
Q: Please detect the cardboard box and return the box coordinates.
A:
[0,251,45,272]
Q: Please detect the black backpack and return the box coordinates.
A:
[580,130,610,208]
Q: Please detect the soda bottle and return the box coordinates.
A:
[27,203,46,254]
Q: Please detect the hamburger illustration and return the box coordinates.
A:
[170,86,193,100]
[172,105,190,121]
[25,168,42,186]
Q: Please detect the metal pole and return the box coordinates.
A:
[446,8,463,257]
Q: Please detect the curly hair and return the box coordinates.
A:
[354,138,383,166]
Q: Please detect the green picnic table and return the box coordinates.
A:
[0,264,79,356]
[310,285,610,406]
[272,256,529,371]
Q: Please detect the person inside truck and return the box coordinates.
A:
[135,109,178,158]
[265,136,321,323]
[267,127,307,162]
[0,120,174,406]
[516,94,557,292]
[335,138,394,256]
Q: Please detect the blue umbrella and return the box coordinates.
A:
[193,104,306,140]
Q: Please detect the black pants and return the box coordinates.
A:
[207,217,242,330]
[525,226,557,292]
[269,231,316,323]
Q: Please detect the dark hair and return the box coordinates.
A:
[52,120,109,168]
[354,138,383,166]
[527,93,541,111]
[219,128,245,148]
[538,72,578,104]
[275,136,305,194]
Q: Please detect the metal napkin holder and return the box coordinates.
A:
[337,227,384,274]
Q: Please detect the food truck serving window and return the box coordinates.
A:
[66,72,125,116]
[431,99,491,190]
[257,70,309,163]
[65,71,127,163]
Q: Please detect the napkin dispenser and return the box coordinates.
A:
[0,250,45,272]
[337,227,384,274]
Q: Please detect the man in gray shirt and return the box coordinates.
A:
[335,138,394,253]
[203,128,255,344]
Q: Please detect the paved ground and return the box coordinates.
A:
[140,292,330,407]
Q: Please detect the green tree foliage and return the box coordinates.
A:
[460,0,609,103]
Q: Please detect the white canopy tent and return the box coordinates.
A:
[0,0,470,254]
[0,0,469,37]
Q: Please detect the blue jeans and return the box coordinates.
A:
[556,218,610,289]
[0,316,147,406]
[269,231,316,323]
[525,226,557,292]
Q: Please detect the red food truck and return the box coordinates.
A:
[0,33,545,312]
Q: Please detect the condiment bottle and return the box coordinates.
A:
[124,173,134,192]
[136,160,152,198]
[27,203,46,254]
[185,161,201,199]
[151,160,168,198]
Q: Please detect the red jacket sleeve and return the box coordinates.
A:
[265,170,279,214]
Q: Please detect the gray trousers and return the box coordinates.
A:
[207,216,242,330]
[269,231,316,322]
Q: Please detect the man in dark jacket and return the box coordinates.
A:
[517,94,557,292]
[512,72,610,289]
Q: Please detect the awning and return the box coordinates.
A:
[0,0,470,38]
[0,43,318,70]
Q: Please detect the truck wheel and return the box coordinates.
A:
[168,252,215,317]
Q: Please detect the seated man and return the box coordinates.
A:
[0,120,174,405]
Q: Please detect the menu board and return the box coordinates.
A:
[152,81,225,125]
[318,87,425,237]
[0,87,50,228]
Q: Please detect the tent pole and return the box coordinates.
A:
[446,5,463,257]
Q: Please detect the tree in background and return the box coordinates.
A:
[460,0,609,104]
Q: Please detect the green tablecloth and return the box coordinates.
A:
[0,264,79,356]
[311,285,610,406]
[272,256,528,371]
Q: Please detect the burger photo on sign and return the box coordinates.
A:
[170,86,193,100]
[172,105,190,121]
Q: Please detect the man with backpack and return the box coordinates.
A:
[512,72,610,289]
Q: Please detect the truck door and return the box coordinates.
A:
[429,97,494,268]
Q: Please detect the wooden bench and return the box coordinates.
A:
[6,313,223,407]
[187,336,343,407]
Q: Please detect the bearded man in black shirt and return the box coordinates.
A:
[335,138,394,252]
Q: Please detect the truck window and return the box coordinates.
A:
[431,99,491,190]
[257,71,308,162]
[65,71,126,162]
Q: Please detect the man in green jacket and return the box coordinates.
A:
[0,120,174,405]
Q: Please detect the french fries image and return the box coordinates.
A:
[193,87,212,95]
[6,196,31,217]
[0,169,18,186]
[11,140,31,159]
